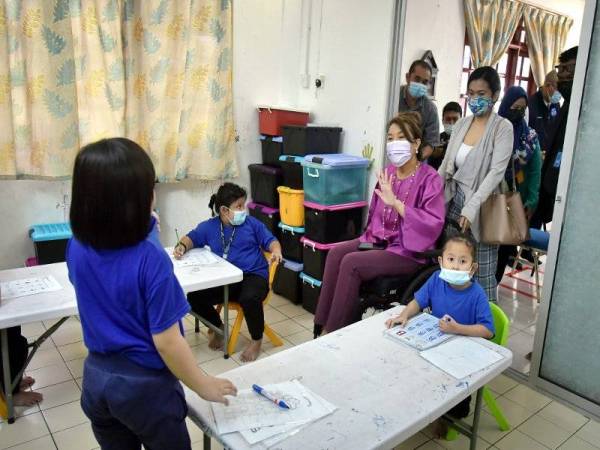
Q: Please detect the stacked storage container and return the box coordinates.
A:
[299,153,369,313]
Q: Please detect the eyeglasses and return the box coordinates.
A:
[555,62,576,75]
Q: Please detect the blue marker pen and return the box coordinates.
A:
[252,384,290,409]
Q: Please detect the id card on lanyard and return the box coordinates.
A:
[220,222,236,260]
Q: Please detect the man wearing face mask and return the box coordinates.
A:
[534,46,578,227]
[528,70,561,152]
[398,60,440,161]
[430,102,463,170]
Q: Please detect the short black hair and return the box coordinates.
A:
[70,138,155,249]
[442,101,463,116]
[208,183,247,217]
[443,233,477,262]
[468,66,501,95]
[409,59,433,75]
[559,46,578,63]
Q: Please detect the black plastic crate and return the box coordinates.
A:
[278,222,304,262]
[248,202,280,240]
[304,201,366,244]
[300,272,322,314]
[248,164,282,208]
[282,125,342,156]
[301,237,345,280]
[260,135,283,166]
[278,155,304,189]
[272,259,304,304]
[29,223,72,265]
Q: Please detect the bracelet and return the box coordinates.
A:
[177,241,188,252]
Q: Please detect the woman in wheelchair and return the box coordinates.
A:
[314,112,446,335]
[174,183,283,362]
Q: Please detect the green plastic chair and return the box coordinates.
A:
[446,302,511,440]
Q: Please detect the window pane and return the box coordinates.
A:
[461,72,469,94]
[522,58,531,76]
[521,81,528,93]
[497,53,508,75]
[500,77,506,93]
[516,57,523,77]
[463,45,471,68]
[520,29,526,43]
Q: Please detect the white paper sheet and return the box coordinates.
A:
[211,380,336,436]
[384,313,453,350]
[168,247,220,268]
[1,275,62,300]
[420,337,504,379]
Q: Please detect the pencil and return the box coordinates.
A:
[175,228,180,246]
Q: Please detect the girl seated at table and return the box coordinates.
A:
[386,233,494,431]
[174,183,283,362]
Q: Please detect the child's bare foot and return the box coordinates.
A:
[14,391,43,407]
[433,418,448,439]
[208,328,224,351]
[19,376,35,389]
[240,339,262,362]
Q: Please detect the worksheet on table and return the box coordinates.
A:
[167,247,220,268]
[384,313,453,350]
[1,276,62,300]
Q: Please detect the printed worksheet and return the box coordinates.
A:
[168,247,219,268]
[1,276,62,300]
[384,313,453,351]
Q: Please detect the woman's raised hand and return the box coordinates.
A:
[374,170,398,207]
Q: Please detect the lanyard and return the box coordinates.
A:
[220,222,236,260]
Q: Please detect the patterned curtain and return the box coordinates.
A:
[0,0,236,182]
[463,0,524,68]
[523,5,573,87]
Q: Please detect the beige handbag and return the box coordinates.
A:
[480,160,530,245]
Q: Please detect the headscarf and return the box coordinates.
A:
[498,86,537,184]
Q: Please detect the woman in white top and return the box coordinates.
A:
[438,67,513,301]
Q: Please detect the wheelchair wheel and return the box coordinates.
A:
[399,265,439,304]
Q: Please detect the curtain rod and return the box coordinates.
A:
[513,0,573,18]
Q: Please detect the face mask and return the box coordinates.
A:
[439,267,472,285]
[408,81,428,98]
[506,108,525,124]
[228,209,247,226]
[443,123,454,135]
[550,91,562,104]
[386,140,413,167]
[468,96,493,116]
[557,80,573,102]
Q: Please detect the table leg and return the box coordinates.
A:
[1,329,15,424]
[470,388,484,450]
[223,285,229,359]
[203,432,211,450]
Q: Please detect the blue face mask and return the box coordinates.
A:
[468,96,494,116]
[229,209,247,226]
[408,81,428,98]
[550,91,562,104]
[439,267,472,286]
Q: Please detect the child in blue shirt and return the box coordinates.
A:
[174,183,282,362]
[386,233,494,429]
[67,138,236,450]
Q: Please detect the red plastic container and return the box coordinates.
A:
[258,106,309,136]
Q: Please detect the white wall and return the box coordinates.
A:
[0,0,396,269]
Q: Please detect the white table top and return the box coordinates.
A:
[185,306,513,450]
[0,248,243,329]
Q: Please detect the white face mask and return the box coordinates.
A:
[386,140,413,167]
[443,123,454,135]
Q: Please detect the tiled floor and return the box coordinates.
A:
[2,294,599,450]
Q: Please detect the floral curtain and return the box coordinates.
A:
[0,0,236,182]
[522,5,573,87]
[463,0,524,67]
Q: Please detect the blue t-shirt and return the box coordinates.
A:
[187,216,276,279]
[66,224,190,370]
[414,270,495,335]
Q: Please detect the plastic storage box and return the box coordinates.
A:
[258,106,309,136]
[300,237,344,280]
[29,223,73,265]
[249,164,282,208]
[277,186,304,228]
[278,155,304,189]
[282,126,342,156]
[300,272,322,314]
[302,154,369,205]
[272,259,304,304]
[260,135,283,166]
[304,201,367,244]
[278,223,304,262]
[248,202,280,240]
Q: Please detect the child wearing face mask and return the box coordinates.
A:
[174,183,282,362]
[385,233,494,430]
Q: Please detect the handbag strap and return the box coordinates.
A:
[510,156,517,192]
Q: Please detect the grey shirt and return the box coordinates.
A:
[398,85,440,147]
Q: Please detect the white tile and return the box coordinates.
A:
[575,420,600,448]
[292,312,315,330]
[28,347,63,371]
[507,332,535,358]
[75,378,83,391]
[463,410,512,444]
[262,337,295,355]
[496,429,551,450]
[50,321,83,347]
[263,308,288,324]
[432,433,491,450]
[559,436,600,450]
[57,342,88,362]
[483,396,536,429]
[267,319,305,337]
[538,401,590,434]
[186,417,205,444]
[518,415,572,449]
[7,435,57,450]
[199,357,239,376]
[37,380,81,411]
[275,303,307,318]
[393,432,430,449]
[413,440,445,450]
[510,353,532,374]
[190,344,222,364]
[503,384,552,413]
[0,412,49,449]
[53,422,98,450]
[487,374,519,395]
[42,401,88,433]
[184,330,209,347]
[192,438,224,450]
[27,363,72,389]
[65,358,85,379]
[21,322,46,339]
[0,401,40,422]
[286,329,313,345]
[268,294,291,308]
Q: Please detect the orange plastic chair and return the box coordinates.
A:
[0,391,7,420]
[216,254,284,355]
